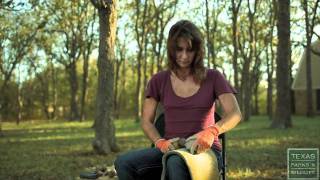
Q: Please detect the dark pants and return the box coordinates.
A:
[114,147,222,180]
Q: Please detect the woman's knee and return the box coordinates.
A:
[166,155,188,170]
[114,154,131,172]
[166,155,190,180]
[114,155,123,170]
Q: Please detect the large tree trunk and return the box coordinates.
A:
[241,67,252,121]
[271,0,292,128]
[91,0,118,154]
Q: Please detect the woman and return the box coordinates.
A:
[114,20,242,180]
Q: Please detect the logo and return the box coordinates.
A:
[287,148,319,179]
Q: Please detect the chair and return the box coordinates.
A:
[153,112,226,180]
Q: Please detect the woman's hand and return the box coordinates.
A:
[155,138,175,153]
[190,126,219,154]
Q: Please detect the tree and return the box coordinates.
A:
[114,26,128,118]
[231,0,242,92]
[80,10,98,121]
[44,0,95,121]
[90,0,119,154]
[237,0,258,121]
[271,0,292,128]
[266,0,277,119]
[302,0,320,117]
[133,0,150,122]
[204,0,225,68]
[0,7,46,126]
[149,1,177,74]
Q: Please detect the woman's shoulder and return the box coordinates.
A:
[207,68,221,74]
[151,70,170,80]
[206,68,223,77]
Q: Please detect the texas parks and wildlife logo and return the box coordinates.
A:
[287,148,319,179]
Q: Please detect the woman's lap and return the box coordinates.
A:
[114,147,222,180]
[114,148,163,179]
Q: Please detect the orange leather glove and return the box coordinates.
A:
[155,138,175,153]
[190,126,219,154]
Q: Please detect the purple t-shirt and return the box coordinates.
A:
[145,69,236,150]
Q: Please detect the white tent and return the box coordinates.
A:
[292,39,320,90]
[292,39,320,115]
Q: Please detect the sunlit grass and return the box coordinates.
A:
[0,116,319,179]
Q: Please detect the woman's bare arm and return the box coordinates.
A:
[215,93,242,134]
[141,97,162,143]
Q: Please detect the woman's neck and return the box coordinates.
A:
[174,68,191,81]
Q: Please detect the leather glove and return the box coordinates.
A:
[155,138,175,153]
[189,126,219,154]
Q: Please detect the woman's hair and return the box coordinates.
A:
[167,20,206,83]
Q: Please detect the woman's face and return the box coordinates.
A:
[175,37,195,69]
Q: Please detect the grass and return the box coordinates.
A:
[0,116,319,180]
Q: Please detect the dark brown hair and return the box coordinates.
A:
[167,20,206,83]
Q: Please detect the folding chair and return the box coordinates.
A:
[153,112,226,180]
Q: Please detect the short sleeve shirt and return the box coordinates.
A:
[145,69,237,150]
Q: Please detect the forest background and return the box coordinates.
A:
[1,0,320,179]
[1,1,319,135]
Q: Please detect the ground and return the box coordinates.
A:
[0,116,319,179]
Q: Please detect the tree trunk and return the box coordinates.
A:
[253,82,259,115]
[17,84,21,125]
[134,1,148,122]
[92,0,119,154]
[16,66,22,125]
[114,57,121,119]
[40,84,50,120]
[119,55,126,117]
[205,0,211,68]
[241,67,252,121]
[134,52,142,122]
[80,48,89,121]
[271,0,291,128]
[67,62,80,121]
[141,36,149,118]
[51,58,57,120]
[267,0,276,120]
[0,107,3,136]
[238,0,256,122]
[231,0,242,92]
[80,12,96,122]
[266,40,275,119]
[0,115,3,137]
